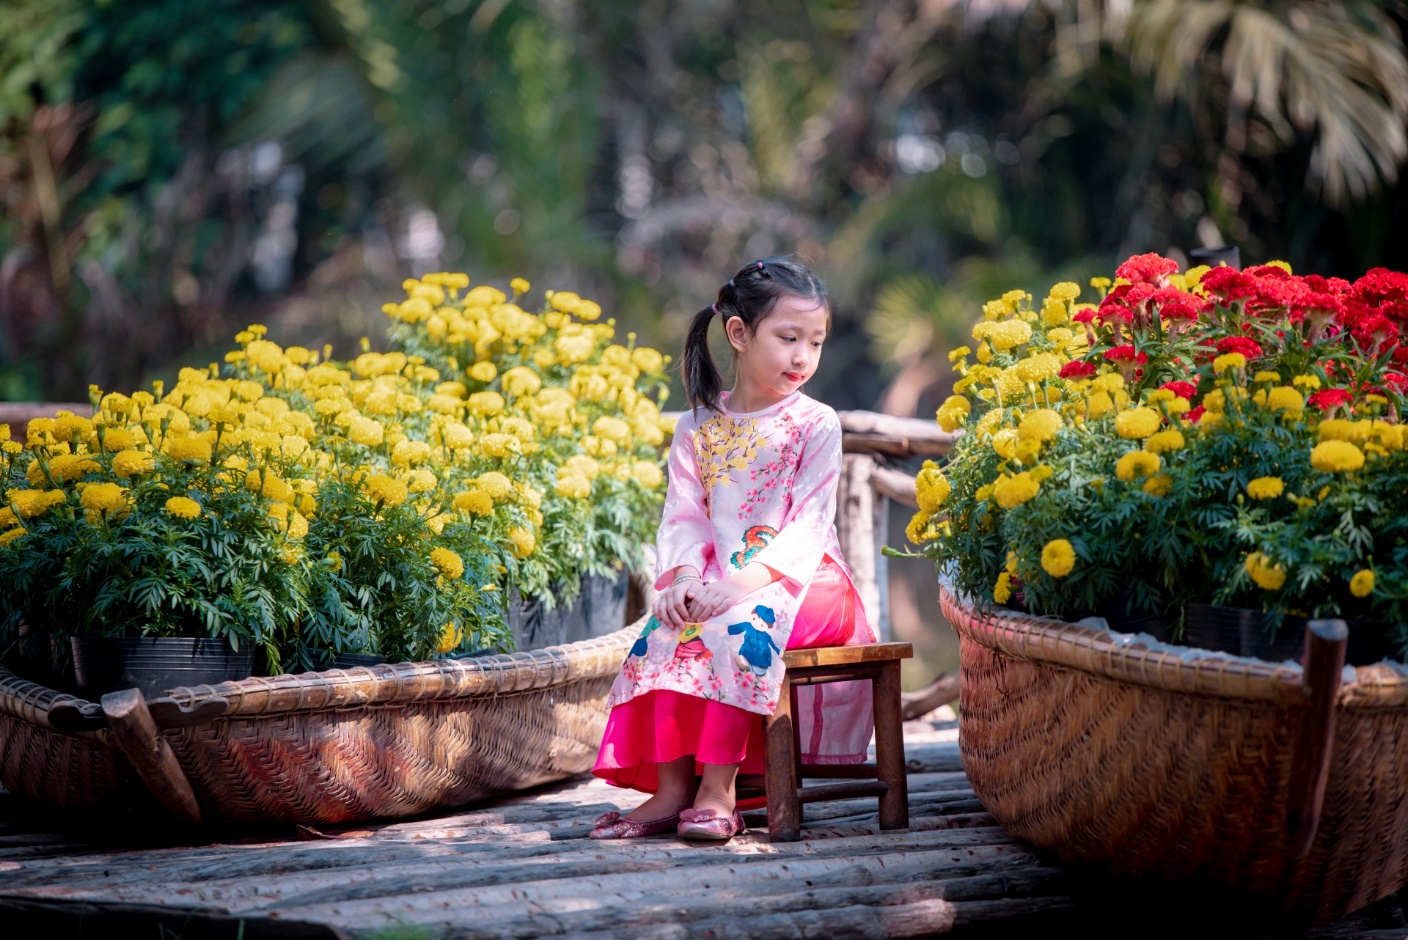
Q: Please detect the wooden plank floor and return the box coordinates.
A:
[0,714,1405,939]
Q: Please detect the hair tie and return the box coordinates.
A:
[711,303,719,314]
[728,279,735,288]
[756,260,764,271]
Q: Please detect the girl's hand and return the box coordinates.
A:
[687,576,751,622]
[653,580,700,630]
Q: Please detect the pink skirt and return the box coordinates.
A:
[592,557,865,793]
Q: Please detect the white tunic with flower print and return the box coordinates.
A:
[607,390,876,732]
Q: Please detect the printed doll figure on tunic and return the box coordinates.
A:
[590,257,877,843]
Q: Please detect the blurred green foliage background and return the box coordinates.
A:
[2,0,1407,418]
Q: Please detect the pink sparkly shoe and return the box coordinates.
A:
[676,807,746,842]
[588,810,684,840]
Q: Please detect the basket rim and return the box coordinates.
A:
[0,618,639,731]
[941,585,1408,709]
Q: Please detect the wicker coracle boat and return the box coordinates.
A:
[942,584,1408,925]
[0,622,635,826]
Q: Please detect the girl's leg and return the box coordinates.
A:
[693,761,739,816]
[625,754,698,820]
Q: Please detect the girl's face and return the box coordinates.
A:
[725,294,829,406]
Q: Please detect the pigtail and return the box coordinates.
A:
[682,304,724,414]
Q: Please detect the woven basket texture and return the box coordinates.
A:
[943,586,1408,925]
[0,622,634,823]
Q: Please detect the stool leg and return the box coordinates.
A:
[764,676,802,842]
[873,660,909,830]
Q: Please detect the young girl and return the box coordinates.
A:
[589,257,877,841]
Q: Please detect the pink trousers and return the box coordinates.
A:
[592,557,869,793]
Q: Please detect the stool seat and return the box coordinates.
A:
[752,641,913,841]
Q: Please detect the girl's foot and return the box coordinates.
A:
[624,790,695,821]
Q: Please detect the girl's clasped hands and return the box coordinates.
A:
[652,568,753,629]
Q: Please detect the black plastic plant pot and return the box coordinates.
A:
[1101,591,1169,641]
[1282,615,1391,667]
[1182,603,1259,656]
[70,636,255,700]
[329,651,387,669]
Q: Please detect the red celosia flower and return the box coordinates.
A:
[1160,380,1197,400]
[1115,253,1179,286]
[1153,287,1206,322]
[1352,313,1398,350]
[1307,388,1354,411]
[1352,268,1408,321]
[1200,266,1257,303]
[1059,360,1097,379]
[1216,336,1264,359]
[1186,405,1206,424]
[1385,372,1408,392]
[1104,344,1148,364]
[1072,306,1098,324]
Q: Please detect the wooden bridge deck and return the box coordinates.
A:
[0,714,1404,939]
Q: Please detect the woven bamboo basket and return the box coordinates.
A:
[942,585,1408,925]
[0,621,635,825]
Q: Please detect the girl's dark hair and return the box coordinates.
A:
[682,256,828,413]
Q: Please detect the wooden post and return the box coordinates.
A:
[764,677,802,842]
[100,688,203,825]
[837,454,884,640]
[874,659,910,830]
[1286,618,1348,859]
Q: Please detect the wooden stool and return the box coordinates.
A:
[751,642,913,842]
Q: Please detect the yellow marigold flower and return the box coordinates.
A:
[159,433,211,461]
[990,428,1018,460]
[936,395,971,432]
[431,547,465,580]
[405,468,438,493]
[1142,473,1173,497]
[509,526,536,558]
[454,488,494,516]
[437,623,463,654]
[475,471,513,500]
[1115,407,1161,440]
[556,332,595,364]
[625,347,660,373]
[1090,373,1124,396]
[1048,282,1081,302]
[111,450,154,479]
[1115,450,1161,481]
[287,511,309,540]
[1263,386,1304,414]
[1292,374,1321,390]
[245,471,293,502]
[509,277,530,295]
[1015,353,1061,384]
[1246,477,1284,500]
[973,408,1006,439]
[164,496,202,519]
[633,461,663,489]
[1349,569,1375,598]
[363,473,408,508]
[9,488,66,518]
[478,433,519,458]
[468,361,497,383]
[993,472,1040,510]
[1041,539,1076,578]
[993,571,1013,604]
[1310,440,1365,473]
[80,482,129,514]
[987,319,1033,352]
[914,467,952,513]
[1017,408,1063,444]
[1244,552,1286,591]
[98,426,136,451]
[347,415,384,447]
[1144,429,1185,454]
[0,507,15,530]
[47,454,101,482]
[0,526,26,546]
[391,439,432,467]
[325,551,344,573]
[501,366,543,399]
[1317,419,1363,443]
[593,416,632,445]
[1213,352,1246,374]
[439,422,474,450]
[1252,370,1280,384]
[468,390,506,417]
[1086,390,1115,419]
[555,471,591,499]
